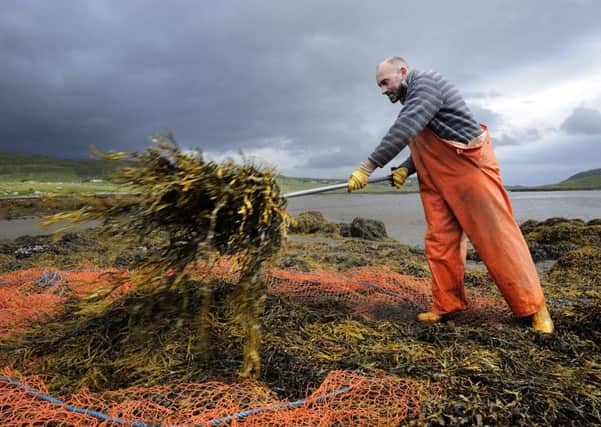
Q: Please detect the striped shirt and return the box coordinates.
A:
[368,69,483,174]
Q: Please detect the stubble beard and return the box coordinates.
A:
[387,82,404,103]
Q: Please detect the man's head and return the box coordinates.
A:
[376,56,410,103]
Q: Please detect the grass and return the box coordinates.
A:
[549,174,601,190]
[0,178,419,198]
[0,181,123,197]
[0,151,123,181]
[1,150,597,197]
[0,151,419,197]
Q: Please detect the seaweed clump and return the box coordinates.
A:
[521,217,601,261]
[41,133,288,377]
[288,211,338,235]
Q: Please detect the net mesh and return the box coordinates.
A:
[0,368,443,426]
[0,264,511,426]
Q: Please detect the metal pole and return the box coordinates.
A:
[283,175,391,199]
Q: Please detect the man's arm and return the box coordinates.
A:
[368,72,443,168]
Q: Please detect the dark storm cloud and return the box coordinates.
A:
[560,107,601,135]
[1,0,600,177]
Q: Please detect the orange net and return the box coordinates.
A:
[266,266,511,324]
[0,368,442,426]
[0,268,133,339]
[0,264,513,425]
[0,264,510,341]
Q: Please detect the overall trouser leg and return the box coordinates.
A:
[410,126,545,317]
[418,169,468,315]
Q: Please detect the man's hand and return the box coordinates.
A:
[347,164,372,192]
[390,166,409,188]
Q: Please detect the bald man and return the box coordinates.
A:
[348,57,553,333]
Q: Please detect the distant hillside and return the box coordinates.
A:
[551,168,601,190]
[507,168,601,191]
[565,168,601,181]
[0,151,419,195]
[0,151,122,182]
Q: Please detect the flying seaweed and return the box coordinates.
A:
[42,131,289,377]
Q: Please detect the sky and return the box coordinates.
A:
[1,0,600,185]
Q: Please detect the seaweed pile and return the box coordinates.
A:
[520,218,601,297]
[38,133,288,378]
[0,192,600,425]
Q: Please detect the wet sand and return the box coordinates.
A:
[0,217,101,240]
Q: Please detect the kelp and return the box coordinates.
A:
[1,197,601,424]
[40,133,288,377]
[288,211,339,234]
[521,217,601,261]
[2,267,599,425]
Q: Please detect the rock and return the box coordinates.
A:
[348,217,387,241]
[114,246,149,268]
[338,223,351,237]
[409,247,425,256]
[14,244,52,259]
[275,256,310,271]
[60,232,88,245]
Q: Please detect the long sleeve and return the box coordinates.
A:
[368,71,443,167]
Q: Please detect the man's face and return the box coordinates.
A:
[376,63,408,103]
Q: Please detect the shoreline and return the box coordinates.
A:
[2,187,601,201]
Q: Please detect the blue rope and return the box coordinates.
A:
[197,385,351,426]
[0,376,151,427]
[37,270,65,288]
[1,374,351,427]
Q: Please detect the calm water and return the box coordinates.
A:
[287,190,601,247]
[1,191,600,246]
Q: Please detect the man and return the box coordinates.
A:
[348,56,554,333]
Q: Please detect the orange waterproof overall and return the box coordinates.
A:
[409,125,545,317]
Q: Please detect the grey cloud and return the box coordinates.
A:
[560,107,601,135]
[305,150,358,169]
[466,103,542,147]
[463,90,502,99]
[495,134,521,146]
[498,134,601,185]
[0,0,600,181]
[494,128,541,146]
[469,105,501,129]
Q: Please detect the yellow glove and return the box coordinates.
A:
[391,166,409,189]
[347,165,372,192]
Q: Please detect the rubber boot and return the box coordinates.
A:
[416,311,443,323]
[531,304,554,334]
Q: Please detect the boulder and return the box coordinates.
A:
[347,217,387,241]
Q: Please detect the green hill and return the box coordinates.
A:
[548,168,601,190]
[0,151,122,182]
[0,151,418,196]
[507,168,601,191]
